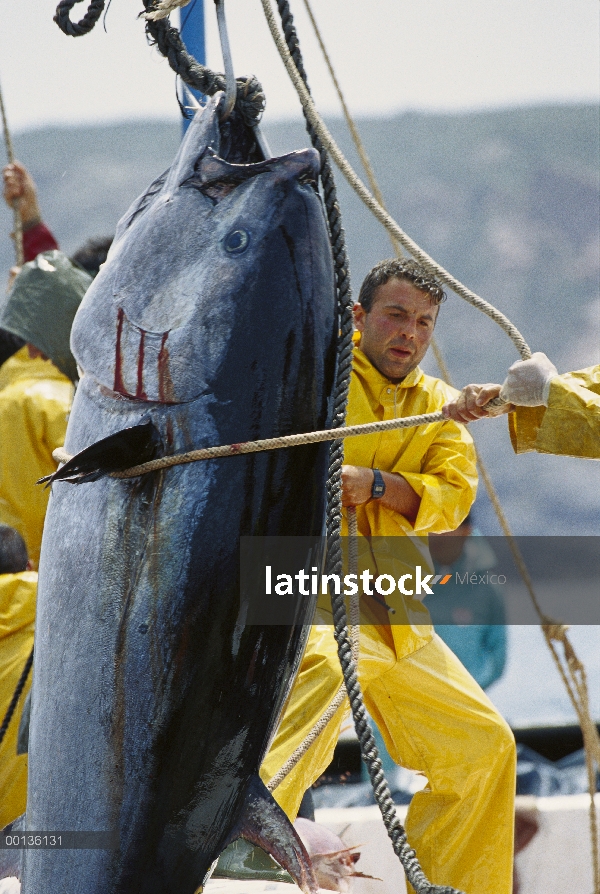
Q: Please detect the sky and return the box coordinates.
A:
[0,0,598,134]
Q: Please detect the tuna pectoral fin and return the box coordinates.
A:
[228,776,318,894]
[0,815,24,879]
[39,420,161,486]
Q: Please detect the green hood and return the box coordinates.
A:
[0,251,91,383]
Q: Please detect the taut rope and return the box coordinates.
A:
[0,77,23,267]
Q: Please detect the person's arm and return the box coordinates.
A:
[442,354,558,424]
[510,367,600,457]
[398,417,478,534]
[442,383,512,423]
[341,465,421,526]
[3,162,59,262]
[341,419,478,534]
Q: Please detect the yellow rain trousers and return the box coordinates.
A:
[509,365,600,458]
[0,348,73,567]
[261,339,516,894]
[0,571,36,828]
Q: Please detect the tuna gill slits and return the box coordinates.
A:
[114,308,174,403]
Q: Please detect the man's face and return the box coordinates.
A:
[354,277,438,382]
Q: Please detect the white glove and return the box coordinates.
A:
[499,352,558,407]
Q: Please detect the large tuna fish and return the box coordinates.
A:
[21,94,336,893]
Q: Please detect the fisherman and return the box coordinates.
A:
[0,525,36,828]
[442,351,600,458]
[0,253,91,566]
[0,161,112,566]
[261,258,516,894]
[3,161,59,269]
[0,161,60,384]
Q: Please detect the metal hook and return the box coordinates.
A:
[214,0,237,122]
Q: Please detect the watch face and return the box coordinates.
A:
[372,469,385,498]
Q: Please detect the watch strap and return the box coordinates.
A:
[371,468,386,499]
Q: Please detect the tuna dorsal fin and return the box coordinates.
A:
[38,420,161,487]
[228,776,318,894]
[0,815,24,880]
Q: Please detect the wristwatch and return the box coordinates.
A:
[371,468,386,499]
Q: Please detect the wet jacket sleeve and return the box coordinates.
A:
[508,366,600,458]
[23,221,59,262]
[399,420,478,534]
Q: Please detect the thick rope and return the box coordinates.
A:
[54,0,106,37]
[272,2,355,695]
[262,0,530,366]
[0,648,33,748]
[52,412,445,478]
[267,508,360,794]
[0,78,23,267]
[270,5,462,893]
[52,0,265,127]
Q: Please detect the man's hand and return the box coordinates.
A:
[341,465,373,506]
[500,352,558,407]
[341,465,421,525]
[443,384,514,423]
[6,266,21,293]
[3,161,41,228]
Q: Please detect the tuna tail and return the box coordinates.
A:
[224,776,318,894]
[38,420,161,486]
[0,815,24,880]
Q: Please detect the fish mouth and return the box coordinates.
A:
[182,147,320,204]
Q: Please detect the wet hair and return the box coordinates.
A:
[0,328,25,367]
[358,258,446,312]
[71,237,113,279]
[0,525,29,574]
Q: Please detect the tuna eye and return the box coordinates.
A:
[224,229,250,254]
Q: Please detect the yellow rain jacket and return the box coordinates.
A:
[0,350,73,567]
[0,571,36,828]
[262,338,516,894]
[509,365,600,458]
[0,346,37,393]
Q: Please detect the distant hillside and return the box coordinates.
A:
[2,105,599,534]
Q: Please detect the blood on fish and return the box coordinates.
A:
[114,307,126,396]
[135,331,148,401]
[158,332,176,404]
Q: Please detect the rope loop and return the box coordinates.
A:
[54,0,106,36]
[143,2,265,126]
